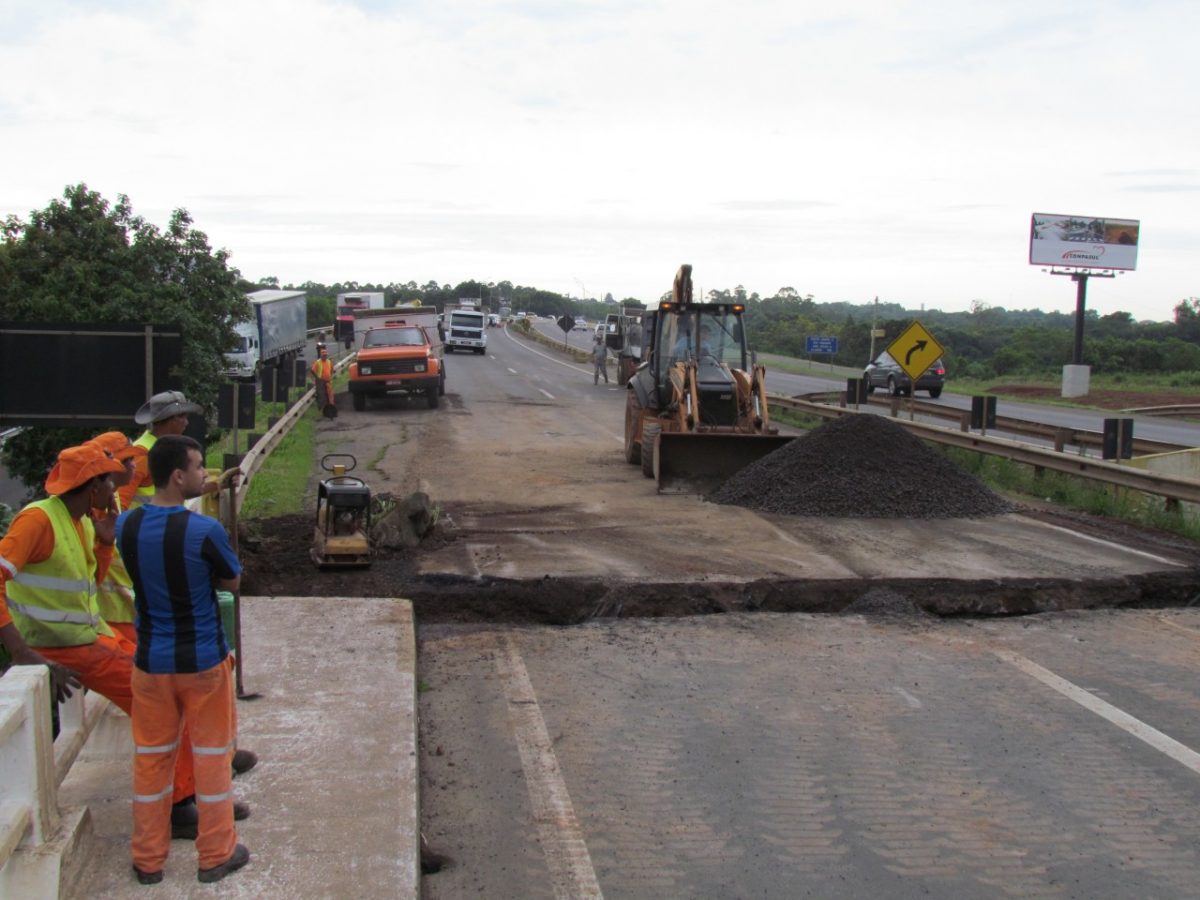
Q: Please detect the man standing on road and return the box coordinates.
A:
[118,434,251,885]
[311,345,337,416]
[591,335,609,385]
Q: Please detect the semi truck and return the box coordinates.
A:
[225,290,308,380]
[335,292,385,345]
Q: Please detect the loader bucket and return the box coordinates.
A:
[654,432,795,494]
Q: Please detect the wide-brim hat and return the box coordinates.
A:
[44,444,125,495]
[134,390,203,425]
[87,431,143,462]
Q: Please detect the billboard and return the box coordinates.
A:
[0,322,183,427]
[1029,213,1139,271]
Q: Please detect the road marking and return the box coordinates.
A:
[540,389,556,400]
[504,327,593,377]
[507,367,518,375]
[893,686,923,709]
[1152,614,1200,638]
[995,648,1200,776]
[1025,519,1185,567]
[495,636,604,900]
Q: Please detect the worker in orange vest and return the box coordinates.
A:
[311,345,336,417]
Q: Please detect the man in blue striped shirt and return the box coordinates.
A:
[117,435,251,884]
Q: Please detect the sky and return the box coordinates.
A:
[1,0,1196,321]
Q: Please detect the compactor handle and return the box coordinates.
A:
[321,453,358,474]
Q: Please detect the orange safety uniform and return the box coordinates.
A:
[0,504,195,803]
[311,356,335,408]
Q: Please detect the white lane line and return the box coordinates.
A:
[995,648,1200,776]
[1024,519,1186,567]
[496,636,604,900]
[504,327,593,377]
[507,367,518,375]
[1152,615,1200,638]
[540,388,556,400]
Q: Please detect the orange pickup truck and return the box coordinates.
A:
[348,324,445,410]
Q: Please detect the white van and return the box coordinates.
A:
[446,309,488,354]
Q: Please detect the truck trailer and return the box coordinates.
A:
[335,292,385,345]
[225,290,308,380]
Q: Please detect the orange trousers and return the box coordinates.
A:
[131,655,238,872]
[38,634,194,802]
[110,621,137,645]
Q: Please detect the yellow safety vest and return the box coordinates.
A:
[129,430,157,508]
[6,498,114,648]
[96,494,134,625]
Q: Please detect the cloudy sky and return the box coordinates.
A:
[1,0,1196,320]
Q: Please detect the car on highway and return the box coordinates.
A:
[863,351,946,398]
[573,317,589,331]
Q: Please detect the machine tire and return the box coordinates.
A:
[475,347,485,355]
[352,392,366,411]
[928,387,942,399]
[426,387,439,409]
[641,423,660,479]
[624,397,641,465]
[439,369,446,396]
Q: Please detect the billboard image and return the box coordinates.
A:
[1029,213,1140,270]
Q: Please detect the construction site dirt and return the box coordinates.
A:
[238,351,1200,625]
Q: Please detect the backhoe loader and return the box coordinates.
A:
[623,265,793,492]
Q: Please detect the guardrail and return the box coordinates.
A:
[1120,404,1200,418]
[798,391,1189,456]
[772,395,1200,506]
[0,666,110,895]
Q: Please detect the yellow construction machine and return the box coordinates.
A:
[623,265,794,492]
[312,454,372,567]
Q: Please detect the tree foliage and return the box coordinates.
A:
[0,184,248,495]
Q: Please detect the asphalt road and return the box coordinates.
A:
[408,327,1200,899]
[526,318,1200,449]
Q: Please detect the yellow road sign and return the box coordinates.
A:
[887,321,945,382]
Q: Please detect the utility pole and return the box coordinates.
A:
[868,296,880,361]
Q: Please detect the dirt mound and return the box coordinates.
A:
[707,414,1015,519]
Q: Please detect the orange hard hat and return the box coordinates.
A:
[44,444,125,496]
[87,431,143,462]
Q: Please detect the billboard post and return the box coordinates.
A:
[1030,213,1138,398]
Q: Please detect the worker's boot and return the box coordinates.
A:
[197,843,250,883]
[171,797,251,840]
[232,748,258,777]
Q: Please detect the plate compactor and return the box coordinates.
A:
[312,454,372,567]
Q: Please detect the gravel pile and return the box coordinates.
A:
[707,414,1015,519]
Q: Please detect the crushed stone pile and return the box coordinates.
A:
[707,414,1016,519]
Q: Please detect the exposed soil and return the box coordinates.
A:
[989,384,1200,411]
[708,414,1014,518]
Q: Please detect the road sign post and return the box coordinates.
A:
[886,321,944,420]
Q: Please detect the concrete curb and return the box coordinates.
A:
[59,596,419,899]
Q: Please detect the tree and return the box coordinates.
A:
[0,183,248,493]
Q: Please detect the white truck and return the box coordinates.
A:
[225,289,308,380]
[445,305,488,354]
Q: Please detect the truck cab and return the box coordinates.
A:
[445,308,487,354]
[348,324,444,410]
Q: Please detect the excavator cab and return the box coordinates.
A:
[624,265,793,492]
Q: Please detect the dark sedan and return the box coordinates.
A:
[863,352,946,398]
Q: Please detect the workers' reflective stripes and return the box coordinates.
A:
[196,791,231,803]
[0,554,15,577]
[6,600,100,626]
[134,786,174,803]
[11,570,93,593]
[136,740,179,754]
[192,743,233,756]
[99,579,133,597]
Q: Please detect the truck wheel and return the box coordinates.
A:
[623,399,641,465]
[641,423,661,479]
[426,387,439,409]
[475,347,485,355]
[439,371,446,396]
[352,392,366,412]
